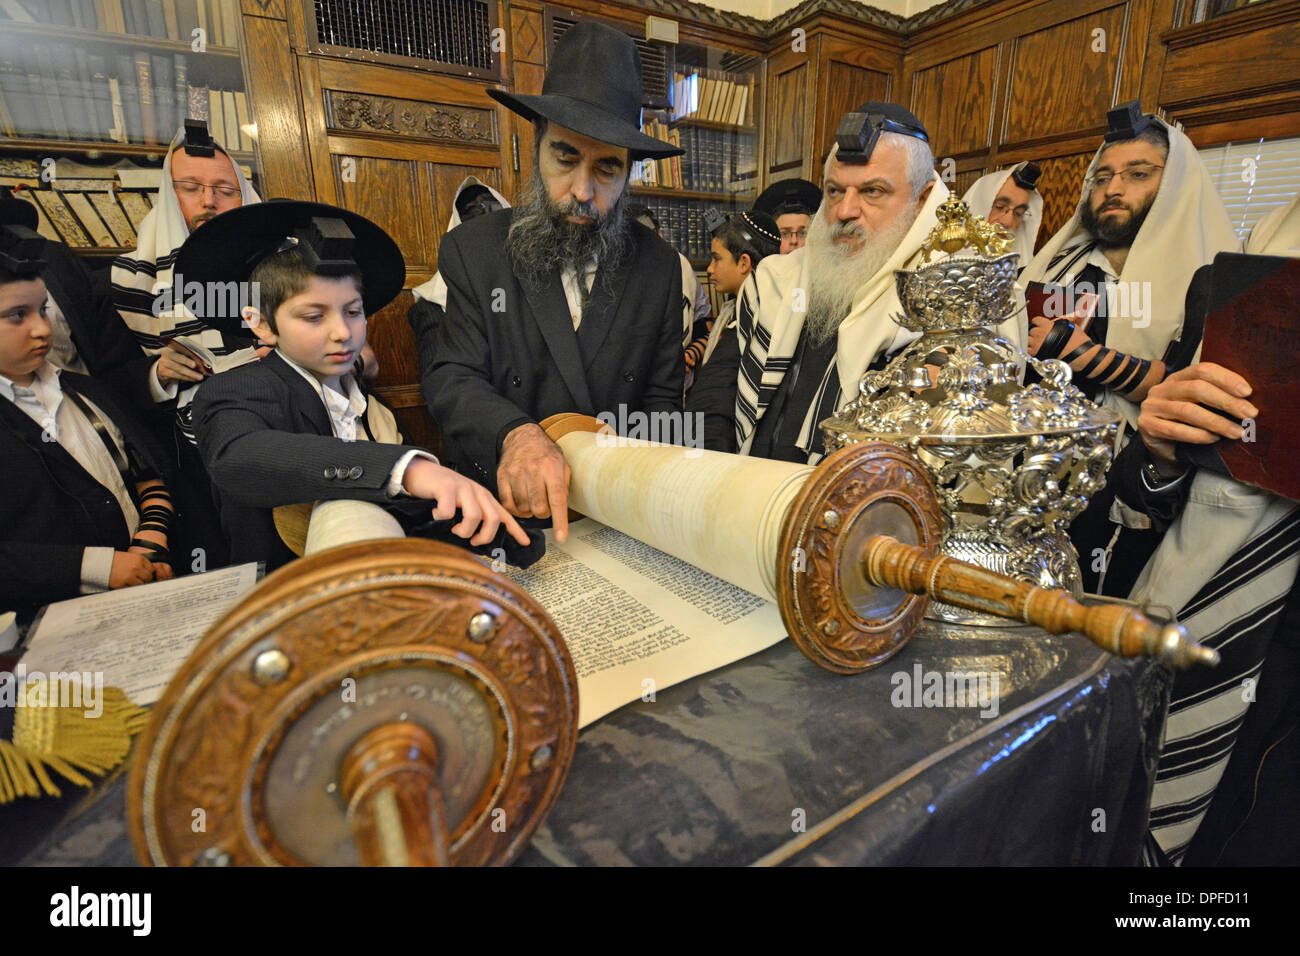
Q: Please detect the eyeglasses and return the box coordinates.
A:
[172,180,241,200]
[1085,164,1164,190]
[779,228,808,241]
[991,199,1031,222]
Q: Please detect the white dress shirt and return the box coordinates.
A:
[560,259,598,331]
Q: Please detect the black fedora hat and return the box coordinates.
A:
[489,20,684,161]
[172,199,405,334]
[754,179,822,218]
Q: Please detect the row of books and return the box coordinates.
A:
[1,165,156,250]
[0,0,240,47]
[672,68,754,128]
[631,119,758,196]
[638,196,746,263]
[0,45,252,149]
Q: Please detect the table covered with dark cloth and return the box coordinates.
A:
[6,619,1170,867]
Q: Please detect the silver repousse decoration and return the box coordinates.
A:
[821,197,1121,625]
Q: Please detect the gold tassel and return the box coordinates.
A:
[0,679,149,804]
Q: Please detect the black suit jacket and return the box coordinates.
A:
[192,351,423,570]
[417,210,684,487]
[0,372,169,613]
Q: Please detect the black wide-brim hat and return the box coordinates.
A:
[488,20,684,161]
[754,179,822,218]
[173,199,406,334]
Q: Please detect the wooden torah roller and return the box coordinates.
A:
[127,538,579,867]
[541,414,1218,675]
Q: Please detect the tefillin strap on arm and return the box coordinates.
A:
[0,223,47,278]
[833,111,929,165]
[182,119,216,157]
[1104,101,1156,143]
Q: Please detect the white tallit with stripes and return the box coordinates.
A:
[732,174,1027,460]
[1137,195,1300,866]
[1021,120,1237,430]
[110,127,261,354]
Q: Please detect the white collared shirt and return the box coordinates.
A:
[560,259,598,331]
[1,363,137,592]
[275,350,435,495]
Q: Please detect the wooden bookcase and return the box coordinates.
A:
[630,42,763,267]
[0,0,260,258]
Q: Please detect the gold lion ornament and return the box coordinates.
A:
[920,195,1014,263]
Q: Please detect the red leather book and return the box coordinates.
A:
[1196,252,1300,502]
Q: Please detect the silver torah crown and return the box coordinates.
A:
[821,196,1121,625]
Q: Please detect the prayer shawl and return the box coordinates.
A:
[411,176,511,309]
[1136,195,1300,866]
[1021,120,1237,429]
[732,174,1027,460]
[960,163,1044,267]
[110,128,261,353]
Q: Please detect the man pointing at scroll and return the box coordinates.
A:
[421,21,687,541]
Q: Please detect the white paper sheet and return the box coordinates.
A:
[20,563,260,706]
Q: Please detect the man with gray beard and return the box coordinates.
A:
[419,22,685,540]
[689,103,1013,463]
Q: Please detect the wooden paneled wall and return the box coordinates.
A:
[897,0,1300,243]
[767,0,1300,244]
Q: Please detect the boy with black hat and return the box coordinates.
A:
[1,224,175,617]
[182,200,531,571]
[753,178,821,255]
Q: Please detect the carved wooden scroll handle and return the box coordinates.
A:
[862,535,1220,670]
[340,722,450,867]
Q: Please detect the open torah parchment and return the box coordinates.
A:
[506,519,788,727]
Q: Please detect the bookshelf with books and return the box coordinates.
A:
[629,44,763,268]
[0,0,259,257]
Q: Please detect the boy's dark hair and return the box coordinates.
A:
[251,246,363,333]
[713,211,780,270]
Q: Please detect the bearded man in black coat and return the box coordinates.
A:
[417,20,686,541]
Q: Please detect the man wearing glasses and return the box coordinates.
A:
[109,123,261,567]
[111,123,260,401]
[960,161,1043,270]
[1021,102,1236,422]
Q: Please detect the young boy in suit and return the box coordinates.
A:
[0,224,175,618]
[687,210,781,382]
[183,201,532,571]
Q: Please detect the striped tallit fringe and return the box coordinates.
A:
[0,682,150,804]
[1144,507,1300,865]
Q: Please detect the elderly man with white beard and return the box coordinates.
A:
[689,102,1025,463]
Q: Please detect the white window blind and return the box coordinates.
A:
[1198,136,1300,241]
